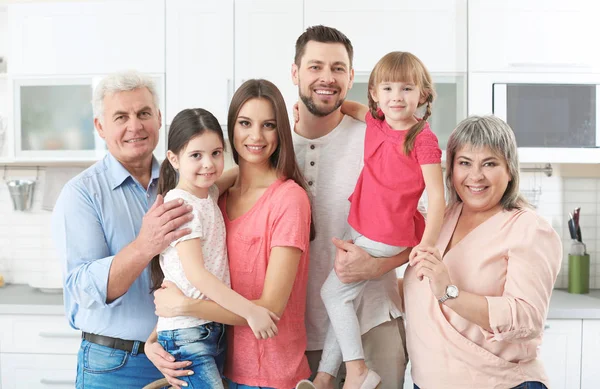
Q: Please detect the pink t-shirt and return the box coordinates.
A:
[347,113,441,246]
[218,179,312,389]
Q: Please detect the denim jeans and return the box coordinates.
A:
[225,378,276,389]
[158,323,227,389]
[76,339,165,389]
[414,383,547,389]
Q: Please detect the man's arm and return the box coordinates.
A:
[332,237,411,283]
[106,195,193,302]
[53,183,193,306]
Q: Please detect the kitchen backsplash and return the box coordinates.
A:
[0,165,598,289]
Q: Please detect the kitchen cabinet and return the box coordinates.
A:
[165,0,234,126]
[235,0,304,114]
[7,0,165,76]
[469,0,600,74]
[304,0,467,73]
[581,320,600,389]
[539,319,582,389]
[0,313,80,389]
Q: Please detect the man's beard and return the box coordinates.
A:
[299,91,344,117]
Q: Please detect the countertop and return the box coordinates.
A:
[0,284,64,315]
[1,284,600,319]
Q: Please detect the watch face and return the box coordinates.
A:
[447,285,459,298]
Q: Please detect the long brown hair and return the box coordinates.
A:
[150,108,225,292]
[367,51,435,155]
[228,79,315,240]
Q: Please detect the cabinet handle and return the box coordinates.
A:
[509,62,590,69]
[38,331,80,339]
[544,324,550,330]
[40,378,76,385]
[226,78,233,109]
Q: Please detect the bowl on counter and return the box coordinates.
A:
[27,272,63,294]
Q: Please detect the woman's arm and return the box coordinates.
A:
[163,246,302,325]
[341,100,368,122]
[413,247,492,331]
[414,215,562,340]
[215,166,239,196]
[176,239,278,337]
[418,163,445,247]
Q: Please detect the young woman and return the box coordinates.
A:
[148,79,315,389]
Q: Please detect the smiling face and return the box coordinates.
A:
[167,131,224,198]
[371,81,424,130]
[94,87,161,165]
[452,145,512,215]
[292,41,354,117]
[232,98,279,167]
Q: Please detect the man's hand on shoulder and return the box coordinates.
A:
[133,194,193,260]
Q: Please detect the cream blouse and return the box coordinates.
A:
[404,203,562,389]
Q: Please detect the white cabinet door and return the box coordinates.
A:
[0,353,77,389]
[469,0,600,73]
[235,0,303,113]
[166,0,234,125]
[304,0,467,73]
[581,320,600,389]
[8,0,165,75]
[539,319,582,389]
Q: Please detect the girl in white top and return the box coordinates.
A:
[148,108,278,389]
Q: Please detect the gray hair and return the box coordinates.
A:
[92,70,160,123]
[445,115,528,210]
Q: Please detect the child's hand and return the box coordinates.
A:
[409,244,437,266]
[293,102,300,123]
[246,305,279,340]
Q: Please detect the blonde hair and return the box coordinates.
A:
[445,115,529,210]
[367,52,435,155]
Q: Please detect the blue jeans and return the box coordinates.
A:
[225,378,276,389]
[415,383,547,389]
[76,339,164,389]
[158,323,227,389]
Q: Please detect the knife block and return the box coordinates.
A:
[568,254,590,294]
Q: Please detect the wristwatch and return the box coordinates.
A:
[438,285,459,304]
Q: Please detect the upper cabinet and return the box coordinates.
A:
[165,0,233,125]
[469,0,600,73]
[304,0,467,73]
[8,0,165,75]
[235,0,303,113]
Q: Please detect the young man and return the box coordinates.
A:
[52,70,193,389]
[291,25,409,389]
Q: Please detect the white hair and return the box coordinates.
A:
[92,70,160,123]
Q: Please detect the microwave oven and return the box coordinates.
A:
[469,72,600,150]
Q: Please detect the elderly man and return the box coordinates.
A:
[52,70,192,389]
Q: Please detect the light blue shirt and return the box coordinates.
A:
[52,153,160,342]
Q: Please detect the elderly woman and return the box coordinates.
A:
[405,115,561,389]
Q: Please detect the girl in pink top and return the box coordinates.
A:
[407,115,561,389]
[313,52,446,389]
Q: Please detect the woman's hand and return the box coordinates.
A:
[413,247,452,300]
[145,337,192,389]
[246,305,280,340]
[154,281,189,318]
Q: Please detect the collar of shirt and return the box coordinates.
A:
[104,153,161,190]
